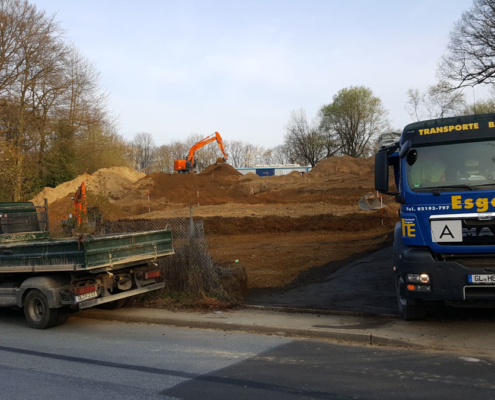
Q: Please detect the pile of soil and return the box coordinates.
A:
[125,172,254,206]
[199,163,242,177]
[307,155,373,177]
[32,167,145,205]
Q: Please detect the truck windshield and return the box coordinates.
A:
[405,140,495,191]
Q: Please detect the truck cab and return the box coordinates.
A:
[376,113,495,319]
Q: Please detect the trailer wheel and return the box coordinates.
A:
[24,290,60,329]
[396,276,426,320]
[54,307,71,326]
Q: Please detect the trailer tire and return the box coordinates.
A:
[24,290,60,329]
[396,276,427,320]
[54,308,71,326]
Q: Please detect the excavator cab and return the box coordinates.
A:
[174,159,195,174]
[174,132,227,174]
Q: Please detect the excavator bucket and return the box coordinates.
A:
[358,192,382,211]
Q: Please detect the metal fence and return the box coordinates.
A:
[104,217,227,299]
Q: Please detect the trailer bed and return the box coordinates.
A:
[0,228,174,274]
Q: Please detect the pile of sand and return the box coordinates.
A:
[307,155,373,177]
[32,167,145,205]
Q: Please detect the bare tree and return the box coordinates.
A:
[225,140,246,168]
[439,0,495,88]
[153,144,173,173]
[271,144,288,165]
[405,81,466,121]
[132,132,156,174]
[284,109,328,167]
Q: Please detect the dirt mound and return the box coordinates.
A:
[199,163,242,177]
[307,155,373,177]
[126,172,254,206]
[32,167,145,205]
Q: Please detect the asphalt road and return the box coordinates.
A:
[2,309,495,400]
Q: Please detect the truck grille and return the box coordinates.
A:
[465,286,495,299]
[435,219,495,246]
[448,257,495,270]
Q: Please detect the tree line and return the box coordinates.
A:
[3,0,495,200]
[0,0,128,201]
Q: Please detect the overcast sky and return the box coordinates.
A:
[32,0,481,147]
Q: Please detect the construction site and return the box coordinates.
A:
[31,156,397,301]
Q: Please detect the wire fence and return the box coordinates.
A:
[104,217,229,300]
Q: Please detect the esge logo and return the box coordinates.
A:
[451,196,495,212]
[402,218,416,237]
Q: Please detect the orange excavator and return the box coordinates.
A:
[73,182,87,226]
[174,132,228,173]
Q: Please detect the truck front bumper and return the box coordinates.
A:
[400,247,495,302]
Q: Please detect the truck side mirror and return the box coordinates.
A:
[399,140,412,159]
[375,150,389,193]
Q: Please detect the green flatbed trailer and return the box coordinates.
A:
[0,201,174,329]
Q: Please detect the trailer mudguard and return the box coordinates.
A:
[17,275,71,308]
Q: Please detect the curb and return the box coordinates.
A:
[74,310,424,351]
[245,304,400,319]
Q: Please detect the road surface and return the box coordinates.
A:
[2,309,495,399]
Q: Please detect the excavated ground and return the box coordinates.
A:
[34,158,398,289]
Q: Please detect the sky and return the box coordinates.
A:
[32,0,483,147]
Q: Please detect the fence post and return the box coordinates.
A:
[189,206,195,240]
[44,198,49,232]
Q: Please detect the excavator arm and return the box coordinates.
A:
[174,132,228,173]
[186,132,228,165]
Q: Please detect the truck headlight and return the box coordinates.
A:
[407,273,430,284]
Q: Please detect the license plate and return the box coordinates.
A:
[431,220,463,243]
[468,275,495,284]
[75,291,98,302]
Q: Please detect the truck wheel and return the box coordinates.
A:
[54,308,71,326]
[24,290,60,329]
[396,276,426,320]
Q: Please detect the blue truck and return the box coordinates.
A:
[375,113,495,319]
